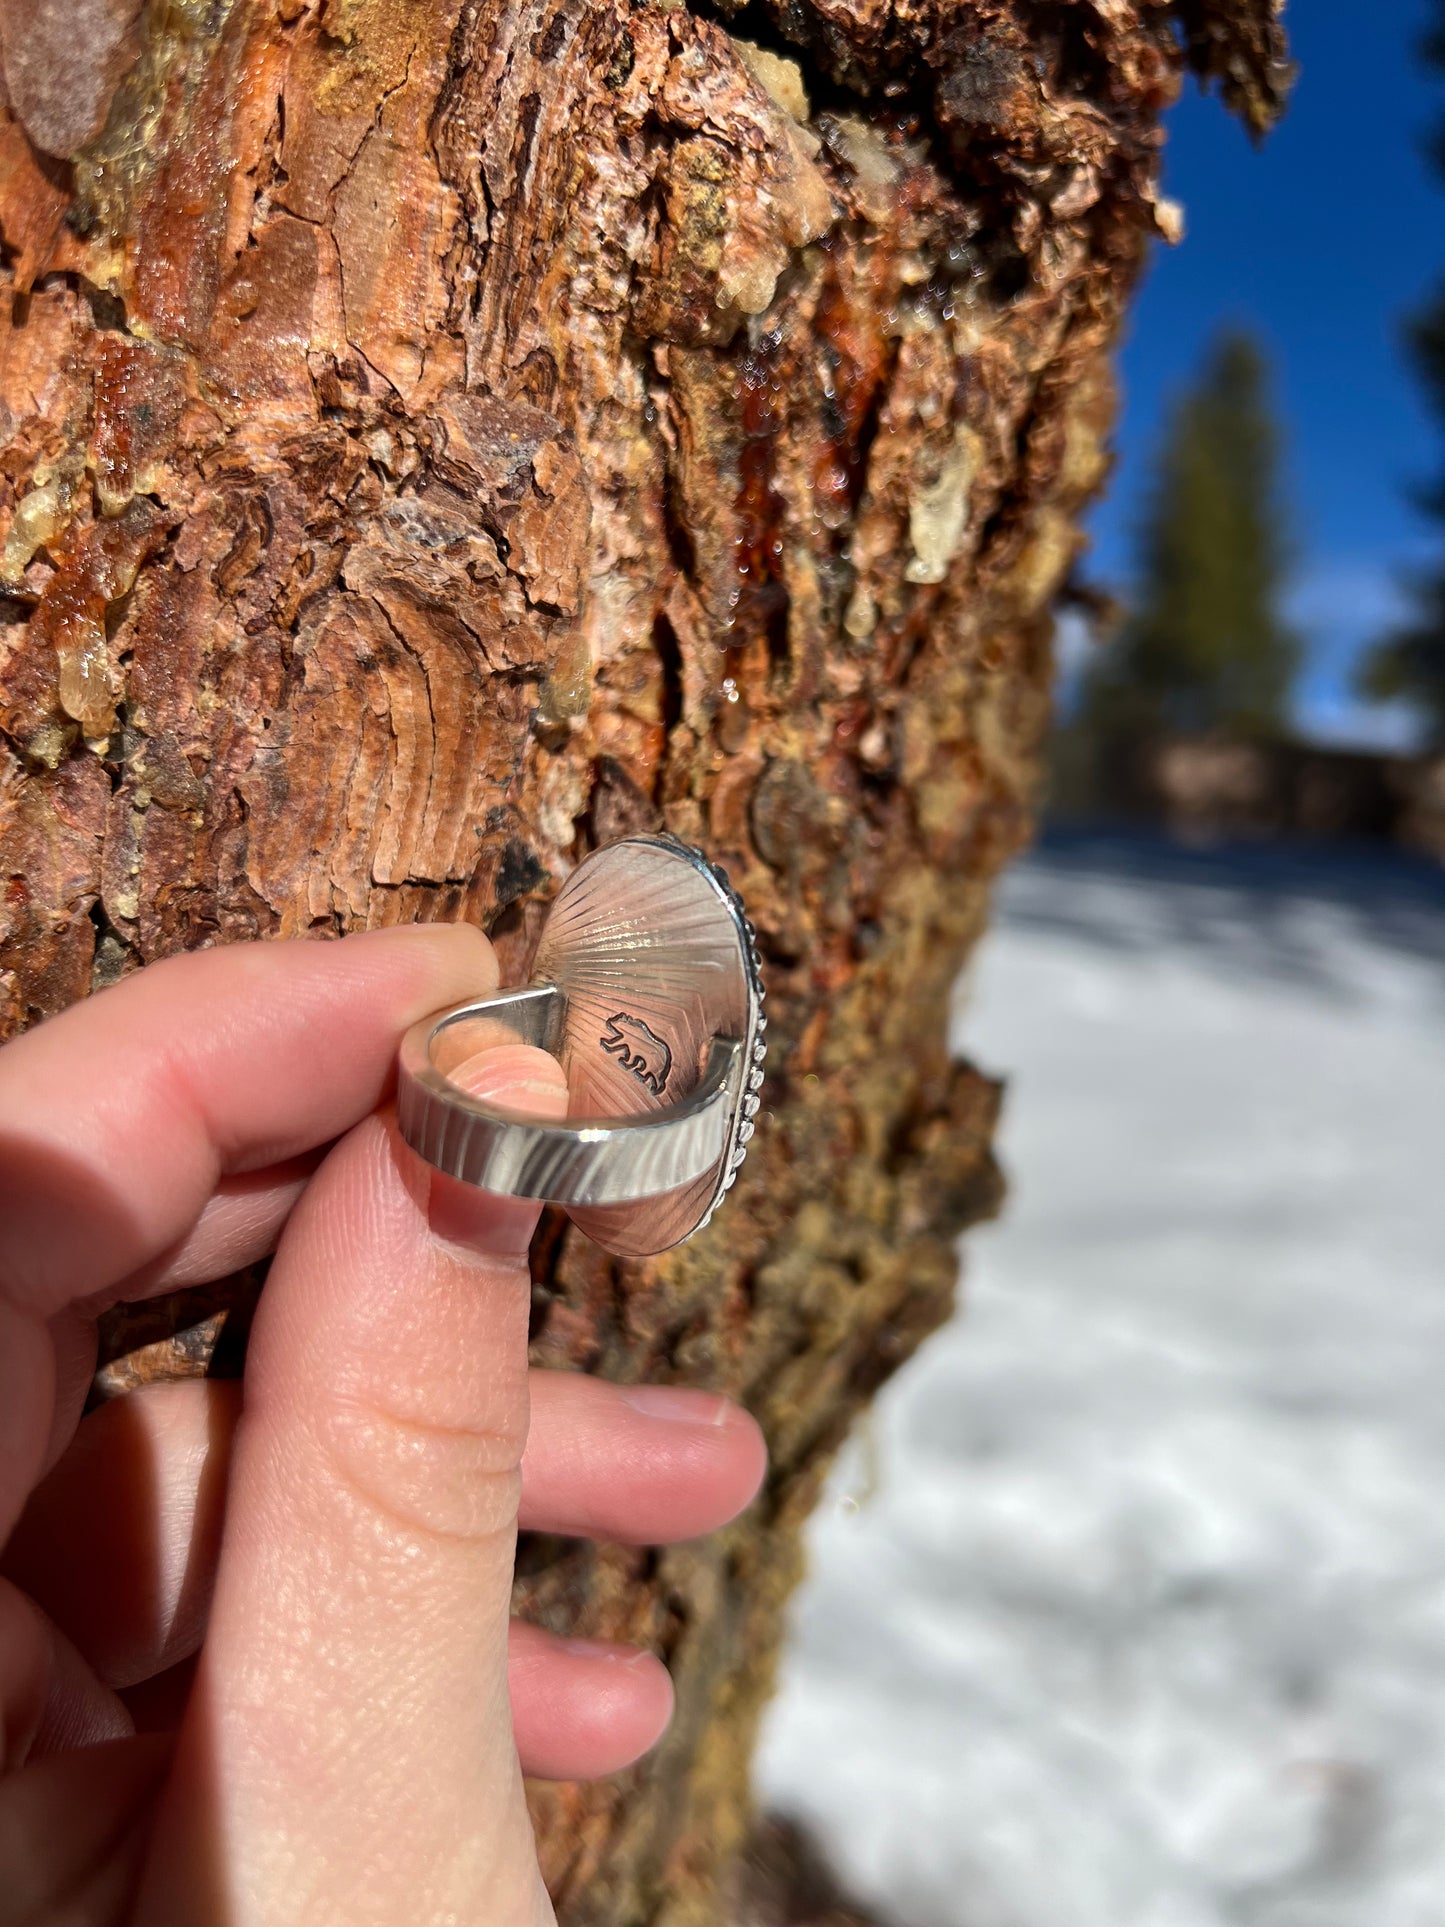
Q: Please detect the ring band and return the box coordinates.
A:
[396,836,766,1256]
[398,987,741,1203]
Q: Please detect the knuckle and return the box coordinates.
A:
[318,1392,526,1548]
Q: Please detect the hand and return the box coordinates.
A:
[0,927,766,1925]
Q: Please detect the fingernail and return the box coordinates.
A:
[460,1070,568,1110]
[618,1384,733,1427]
[556,1637,653,1664]
[445,1043,570,1115]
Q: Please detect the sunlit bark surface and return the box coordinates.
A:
[0,2,1287,1919]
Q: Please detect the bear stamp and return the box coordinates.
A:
[599,1012,673,1097]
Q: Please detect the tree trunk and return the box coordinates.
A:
[0,2,1286,1921]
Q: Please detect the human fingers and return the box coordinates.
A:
[0,927,496,1549]
[0,1514,170,1920]
[0,924,497,1320]
[0,1733,172,1927]
[2,1381,239,1691]
[134,1045,569,1927]
[506,1621,674,1781]
[0,1623,670,1916]
[35,1154,317,1496]
[6,1369,764,1692]
[118,1156,321,1297]
[522,1371,767,1543]
[51,1618,675,1788]
[118,1633,676,1787]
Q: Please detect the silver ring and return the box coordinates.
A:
[397,836,766,1257]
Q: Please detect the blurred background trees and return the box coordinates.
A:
[1047,0,1445,852]
[1358,0,1445,745]
[1083,329,1298,744]
[1054,327,1299,817]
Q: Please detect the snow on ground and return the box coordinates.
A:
[754,833,1445,1927]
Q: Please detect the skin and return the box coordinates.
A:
[0,925,768,1925]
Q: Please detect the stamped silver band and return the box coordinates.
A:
[398,990,741,1205]
[395,836,766,1257]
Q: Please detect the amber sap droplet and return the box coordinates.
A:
[717,676,750,753]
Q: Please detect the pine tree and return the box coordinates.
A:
[1358,0,1445,742]
[1083,328,1298,744]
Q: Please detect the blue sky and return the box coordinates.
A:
[1080,0,1443,748]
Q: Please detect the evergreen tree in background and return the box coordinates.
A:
[1358,0,1445,743]
[1081,328,1298,744]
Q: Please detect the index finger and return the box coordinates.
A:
[0,925,496,1322]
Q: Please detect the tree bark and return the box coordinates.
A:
[0,2,1287,1921]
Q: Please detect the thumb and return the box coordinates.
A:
[139,1044,568,1927]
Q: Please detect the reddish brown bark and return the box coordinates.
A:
[0,2,1287,1920]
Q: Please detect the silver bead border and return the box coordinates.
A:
[656,837,767,1236]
